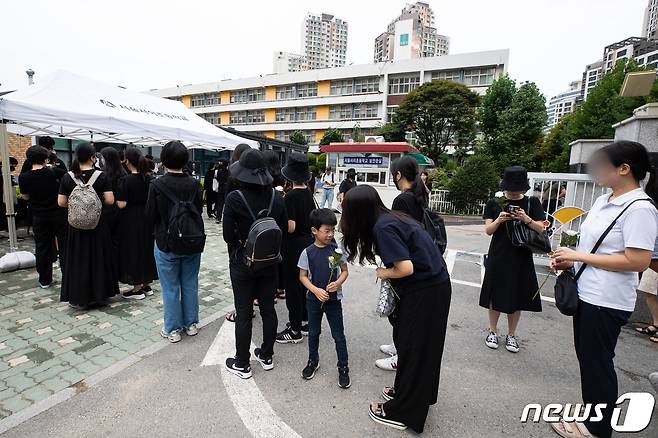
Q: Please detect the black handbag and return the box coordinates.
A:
[506,197,552,254]
[554,198,653,316]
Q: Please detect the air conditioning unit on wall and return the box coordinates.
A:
[364,135,385,143]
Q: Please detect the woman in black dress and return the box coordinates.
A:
[58,142,118,308]
[100,147,126,279]
[480,166,545,353]
[276,153,315,343]
[341,185,451,433]
[116,147,158,300]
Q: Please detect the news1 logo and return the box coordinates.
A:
[520,393,655,432]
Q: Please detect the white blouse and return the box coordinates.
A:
[576,188,658,311]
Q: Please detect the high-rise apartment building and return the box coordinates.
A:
[273,13,348,73]
[546,80,582,130]
[580,59,603,102]
[374,2,450,63]
[643,0,658,39]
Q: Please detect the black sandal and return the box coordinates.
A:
[225,310,256,322]
[636,325,658,336]
[276,289,286,300]
[368,403,406,430]
[381,387,396,401]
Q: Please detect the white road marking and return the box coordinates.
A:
[444,249,457,275]
[451,279,482,288]
[203,321,302,438]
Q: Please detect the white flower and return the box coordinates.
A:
[495,191,504,198]
[334,247,343,255]
[564,229,578,236]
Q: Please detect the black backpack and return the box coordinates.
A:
[154,179,206,255]
[237,189,282,271]
[422,207,448,255]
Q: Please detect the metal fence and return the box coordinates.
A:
[429,189,487,216]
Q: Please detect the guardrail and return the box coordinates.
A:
[429,189,486,216]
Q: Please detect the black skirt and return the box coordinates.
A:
[61,219,119,306]
[383,280,452,433]
[117,205,158,285]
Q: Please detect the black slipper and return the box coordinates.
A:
[368,403,406,430]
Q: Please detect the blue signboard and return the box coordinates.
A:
[344,156,383,166]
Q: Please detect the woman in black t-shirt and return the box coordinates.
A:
[276,153,315,343]
[480,166,544,354]
[375,156,429,371]
[19,146,67,288]
[116,147,158,299]
[341,185,451,434]
[58,143,118,308]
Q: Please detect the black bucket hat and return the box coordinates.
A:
[281,153,312,183]
[500,165,530,192]
[229,149,273,186]
[346,168,356,178]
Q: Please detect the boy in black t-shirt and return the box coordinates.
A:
[297,208,350,388]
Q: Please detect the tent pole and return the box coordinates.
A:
[0,123,18,253]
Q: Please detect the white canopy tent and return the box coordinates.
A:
[0,70,257,255]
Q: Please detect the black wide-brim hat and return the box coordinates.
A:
[500,165,530,192]
[281,152,312,183]
[229,149,273,186]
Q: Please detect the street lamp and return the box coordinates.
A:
[25,69,35,85]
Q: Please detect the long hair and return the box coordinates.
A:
[70,142,96,177]
[596,140,658,204]
[340,185,389,264]
[124,147,150,178]
[262,150,284,188]
[100,147,127,186]
[231,144,251,164]
[390,155,428,206]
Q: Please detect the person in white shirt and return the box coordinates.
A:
[635,236,658,343]
[552,141,658,438]
[319,165,336,209]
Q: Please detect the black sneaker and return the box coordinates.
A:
[300,322,309,337]
[338,366,351,389]
[276,327,303,344]
[254,348,274,371]
[302,360,319,380]
[225,357,252,379]
[142,285,154,297]
[122,289,146,300]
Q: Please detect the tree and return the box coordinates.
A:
[484,82,547,172]
[447,154,499,211]
[376,122,406,142]
[479,73,516,143]
[320,128,344,145]
[394,80,480,164]
[307,152,326,176]
[535,112,577,172]
[289,130,308,145]
[351,123,365,142]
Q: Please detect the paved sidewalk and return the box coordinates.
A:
[0,220,234,420]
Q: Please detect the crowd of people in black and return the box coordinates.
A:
[7,135,658,436]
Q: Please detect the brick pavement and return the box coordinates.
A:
[0,220,233,419]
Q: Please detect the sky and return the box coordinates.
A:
[0,0,650,100]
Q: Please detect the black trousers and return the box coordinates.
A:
[215,188,226,221]
[283,235,313,331]
[229,262,278,367]
[205,190,216,217]
[573,299,631,438]
[32,213,68,286]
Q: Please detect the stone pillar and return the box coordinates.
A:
[568,139,613,173]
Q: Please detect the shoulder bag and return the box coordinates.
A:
[554,198,652,316]
[507,197,552,254]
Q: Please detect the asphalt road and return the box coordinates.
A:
[3,249,657,438]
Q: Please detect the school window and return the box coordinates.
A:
[275,108,296,122]
[329,104,353,120]
[296,106,316,121]
[296,82,318,98]
[386,106,397,123]
[203,93,220,106]
[201,112,220,125]
[431,70,462,83]
[276,85,295,100]
[230,90,247,104]
[190,94,206,107]
[354,103,378,119]
[354,77,379,94]
[247,88,265,102]
[246,110,265,124]
[387,74,420,95]
[330,79,353,96]
[229,111,247,124]
[463,67,496,86]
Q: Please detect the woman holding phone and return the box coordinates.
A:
[480,166,545,353]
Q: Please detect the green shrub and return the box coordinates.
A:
[446,154,499,211]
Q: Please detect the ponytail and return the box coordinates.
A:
[124,147,150,178]
[390,156,428,207]
[71,142,95,177]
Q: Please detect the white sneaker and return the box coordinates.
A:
[485,331,499,349]
[375,355,398,371]
[505,335,520,353]
[161,329,182,343]
[185,324,199,336]
[379,344,397,356]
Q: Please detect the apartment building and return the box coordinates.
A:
[546,80,582,130]
[643,0,658,40]
[150,50,508,145]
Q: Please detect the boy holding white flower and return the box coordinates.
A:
[297,208,350,388]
